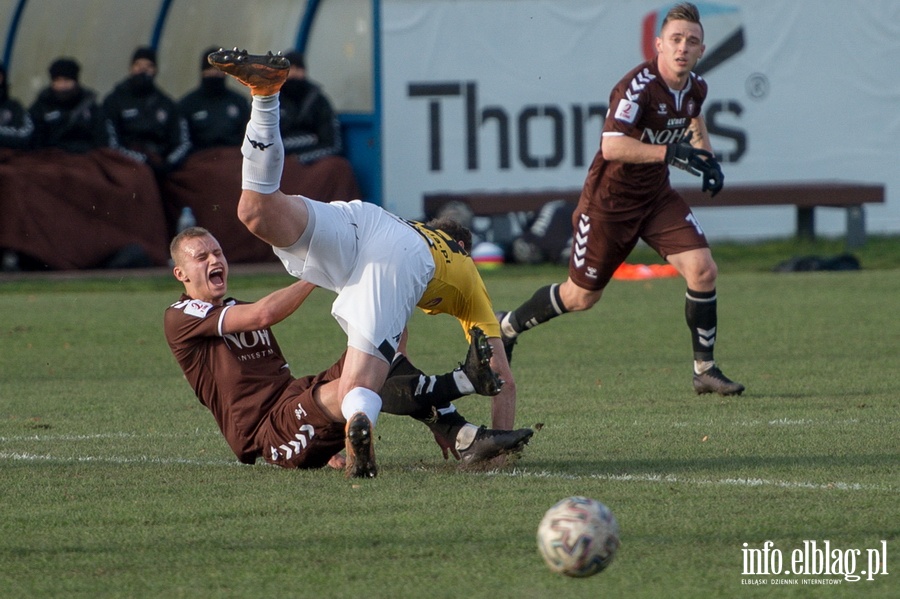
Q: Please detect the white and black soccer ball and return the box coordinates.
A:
[536,496,620,577]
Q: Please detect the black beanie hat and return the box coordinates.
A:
[131,46,157,65]
[49,57,80,81]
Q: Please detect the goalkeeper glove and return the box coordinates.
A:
[665,140,711,176]
[697,156,724,197]
[665,141,725,197]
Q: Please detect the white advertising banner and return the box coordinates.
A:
[381,0,900,240]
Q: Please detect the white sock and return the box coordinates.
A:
[452,368,475,395]
[241,94,284,193]
[340,387,382,427]
[455,423,479,451]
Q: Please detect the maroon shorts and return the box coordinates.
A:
[256,368,346,469]
[569,187,709,290]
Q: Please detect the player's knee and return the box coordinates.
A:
[687,260,718,288]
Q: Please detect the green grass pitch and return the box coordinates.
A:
[1,263,897,598]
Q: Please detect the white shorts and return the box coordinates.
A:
[274,197,435,360]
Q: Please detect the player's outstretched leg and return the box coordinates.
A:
[207,48,289,96]
[458,426,534,465]
[419,406,534,465]
[344,412,377,479]
[462,326,504,396]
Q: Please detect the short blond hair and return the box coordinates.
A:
[169,226,213,263]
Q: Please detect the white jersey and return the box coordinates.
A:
[274,197,435,355]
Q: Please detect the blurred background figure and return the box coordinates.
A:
[178,47,250,152]
[0,54,171,271]
[280,50,342,164]
[0,61,33,150]
[104,46,190,179]
[0,61,33,270]
[104,45,191,236]
[29,57,107,152]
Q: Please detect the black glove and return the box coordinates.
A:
[697,156,724,197]
[665,141,711,176]
[665,142,725,197]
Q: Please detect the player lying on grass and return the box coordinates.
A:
[164,227,533,476]
[206,48,520,479]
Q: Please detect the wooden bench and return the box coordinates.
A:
[424,181,885,248]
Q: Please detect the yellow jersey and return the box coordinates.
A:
[408,221,500,339]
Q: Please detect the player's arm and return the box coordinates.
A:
[486,338,516,429]
[464,305,517,429]
[601,132,668,164]
[687,116,713,153]
[221,280,316,334]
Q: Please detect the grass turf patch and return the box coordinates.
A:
[1,266,897,598]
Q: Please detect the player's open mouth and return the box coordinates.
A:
[209,268,225,286]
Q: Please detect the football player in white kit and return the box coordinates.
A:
[209,49,518,478]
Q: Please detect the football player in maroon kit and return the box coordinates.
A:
[164,227,533,477]
[204,47,521,479]
[497,2,743,396]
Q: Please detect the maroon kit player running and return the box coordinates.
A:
[164,227,532,478]
[497,2,743,396]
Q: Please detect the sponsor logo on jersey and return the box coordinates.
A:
[614,99,639,124]
[184,299,213,318]
[222,329,274,354]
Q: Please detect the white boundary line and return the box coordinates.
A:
[0,430,219,443]
[0,451,239,467]
[485,469,896,493]
[2,432,895,493]
[2,452,895,492]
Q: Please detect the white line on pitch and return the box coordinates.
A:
[0,430,219,443]
[485,469,895,493]
[0,451,239,467]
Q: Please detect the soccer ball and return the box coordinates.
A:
[536,496,620,577]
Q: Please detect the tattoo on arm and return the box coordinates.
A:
[688,121,705,146]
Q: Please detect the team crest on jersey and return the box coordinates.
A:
[614,99,639,124]
[687,99,697,116]
[184,299,213,318]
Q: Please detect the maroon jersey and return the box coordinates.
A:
[580,56,708,217]
[164,294,293,463]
